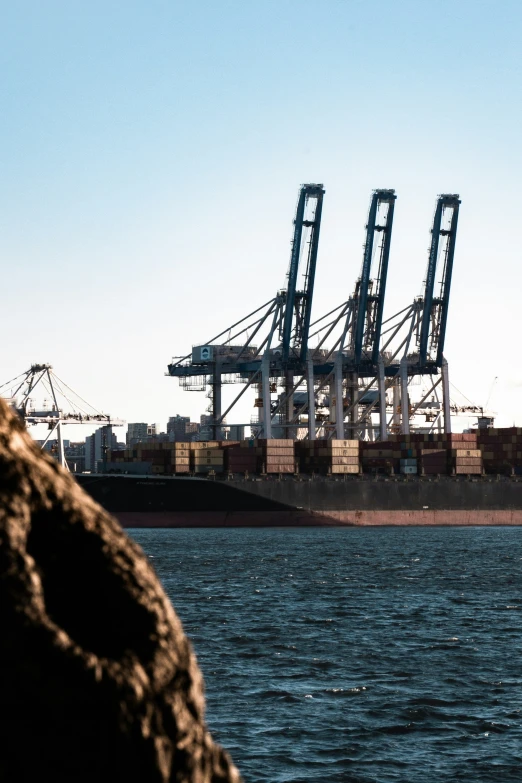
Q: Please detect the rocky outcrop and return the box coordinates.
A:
[0,399,242,782]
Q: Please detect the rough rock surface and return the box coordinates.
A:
[0,399,242,782]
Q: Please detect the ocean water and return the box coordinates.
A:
[130,526,522,783]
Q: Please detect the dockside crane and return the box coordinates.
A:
[306,193,460,441]
[352,189,396,367]
[287,189,396,439]
[281,184,324,365]
[167,187,461,443]
[0,364,124,470]
[418,194,460,368]
[372,194,461,436]
[167,184,325,439]
[307,189,396,370]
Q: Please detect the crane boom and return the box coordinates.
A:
[297,188,324,363]
[419,194,460,366]
[281,183,325,364]
[353,189,396,365]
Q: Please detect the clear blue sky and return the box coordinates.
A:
[1,0,521,433]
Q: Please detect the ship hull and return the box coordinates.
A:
[75,474,522,527]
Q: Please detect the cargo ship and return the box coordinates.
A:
[76,472,522,527]
[76,430,522,527]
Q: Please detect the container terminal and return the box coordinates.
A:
[2,186,522,524]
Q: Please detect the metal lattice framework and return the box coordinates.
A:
[167,188,462,441]
[0,364,124,469]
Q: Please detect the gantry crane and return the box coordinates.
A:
[167,184,325,439]
[0,364,124,469]
[281,189,396,439]
[359,193,462,437]
[288,193,460,440]
[167,188,461,442]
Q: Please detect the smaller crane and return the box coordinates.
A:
[0,364,124,470]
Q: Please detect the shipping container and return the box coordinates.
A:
[318,448,359,457]
[329,464,360,474]
[330,456,360,465]
[263,446,295,456]
[326,440,359,448]
[264,464,295,474]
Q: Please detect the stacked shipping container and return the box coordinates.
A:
[475,427,522,475]
[190,442,224,474]
[359,433,482,476]
[297,440,360,474]
[360,442,396,474]
[261,439,296,474]
[450,448,482,475]
[224,441,262,473]
[105,432,504,477]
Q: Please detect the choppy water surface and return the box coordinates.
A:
[131,527,522,782]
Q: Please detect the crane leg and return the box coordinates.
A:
[285,371,295,440]
[347,371,358,440]
[57,421,67,470]
[392,378,400,431]
[307,357,316,440]
[442,358,452,434]
[378,359,387,441]
[335,355,344,439]
[261,355,272,439]
[400,358,410,435]
[212,365,222,441]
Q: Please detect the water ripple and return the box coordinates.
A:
[132,526,522,783]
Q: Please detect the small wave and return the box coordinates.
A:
[323,686,367,695]
[246,688,301,703]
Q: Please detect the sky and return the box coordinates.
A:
[1,0,521,437]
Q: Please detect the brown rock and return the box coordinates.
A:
[0,399,242,782]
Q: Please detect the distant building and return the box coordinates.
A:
[199,414,213,441]
[127,423,149,445]
[65,442,86,473]
[37,439,70,453]
[85,426,117,472]
[225,425,245,441]
[198,414,229,441]
[167,415,190,439]
[126,422,163,445]
[35,438,87,472]
[167,415,200,442]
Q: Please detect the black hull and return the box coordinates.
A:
[75,474,522,527]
